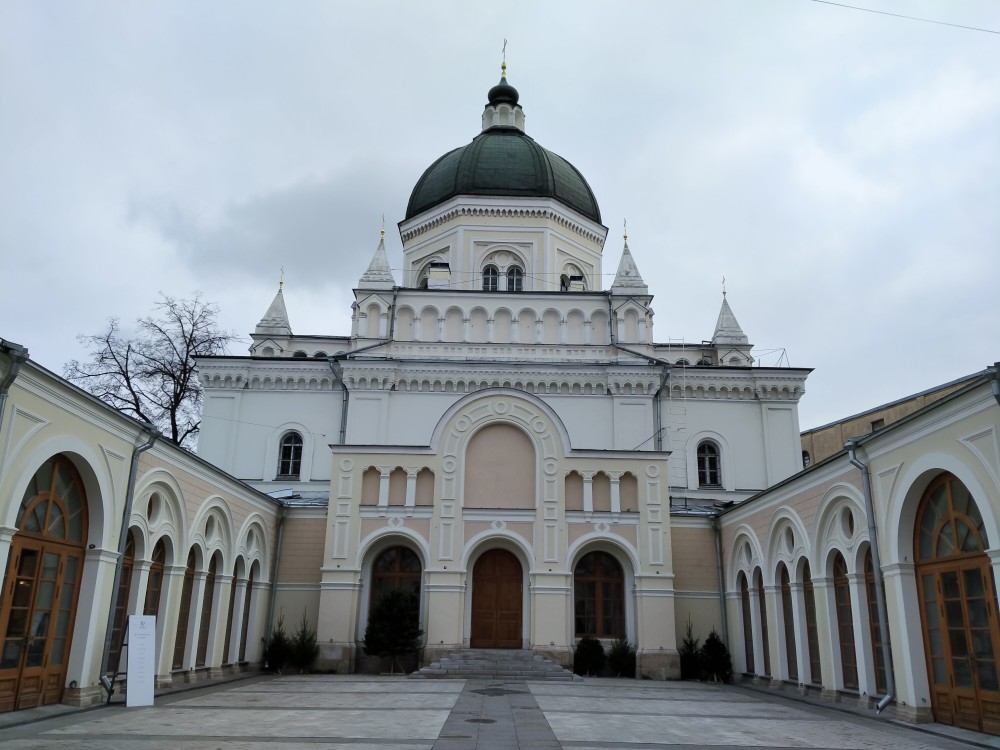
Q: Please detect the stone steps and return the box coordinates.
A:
[409,648,582,681]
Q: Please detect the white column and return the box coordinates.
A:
[559,318,567,345]
[185,571,207,672]
[608,472,622,514]
[377,467,391,508]
[227,577,249,664]
[849,570,875,697]
[813,576,839,694]
[206,574,232,673]
[462,317,470,343]
[405,469,418,508]
[413,316,422,341]
[534,318,543,344]
[764,583,782,684]
[790,581,810,684]
[487,317,495,342]
[584,319,592,345]
[581,471,595,514]
[748,584,766,677]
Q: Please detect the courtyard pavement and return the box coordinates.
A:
[2,674,999,750]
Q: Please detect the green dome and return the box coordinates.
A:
[405,81,601,223]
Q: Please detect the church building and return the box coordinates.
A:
[196,66,810,676]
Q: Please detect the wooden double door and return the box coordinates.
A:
[0,538,84,712]
[919,559,1000,735]
[916,472,1000,735]
[470,549,522,649]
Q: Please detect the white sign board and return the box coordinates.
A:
[126,615,155,707]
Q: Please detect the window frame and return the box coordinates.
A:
[276,431,304,479]
[697,441,721,488]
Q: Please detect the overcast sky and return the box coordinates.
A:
[2,0,998,431]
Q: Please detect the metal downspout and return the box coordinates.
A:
[655,363,670,452]
[263,501,288,654]
[0,340,29,436]
[712,514,730,647]
[100,425,159,692]
[329,359,348,445]
[387,287,399,341]
[847,440,896,715]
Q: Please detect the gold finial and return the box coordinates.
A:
[279,266,285,291]
[623,218,628,244]
[722,275,727,300]
[380,213,385,240]
[501,39,507,78]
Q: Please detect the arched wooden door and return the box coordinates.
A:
[916,472,1000,735]
[470,549,522,649]
[0,456,87,713]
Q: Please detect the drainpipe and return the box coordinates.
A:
[654,363,671,452]
[264,500,288,651]
[329,359,349,445]
[0,339,29,437]
[712,514,730,647]
[100,424,159,693]
[847,439,896,715]
[387,287,399,341]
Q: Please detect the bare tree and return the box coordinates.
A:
[65,293,237,449]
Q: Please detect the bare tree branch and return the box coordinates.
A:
[64,292,237,449]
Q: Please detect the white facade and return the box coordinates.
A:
[196,71,809,676]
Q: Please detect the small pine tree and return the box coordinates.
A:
[679,618,701,680]
[263,613,291,673]
[699,628,732,683]
[289,610,320,673]
[573,636,607,676]
[607,637,637,678]
[362,590,423,674]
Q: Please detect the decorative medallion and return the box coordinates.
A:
[491,520,507,530]
[340,459,354,472]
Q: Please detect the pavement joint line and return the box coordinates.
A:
[731,682,1000,750]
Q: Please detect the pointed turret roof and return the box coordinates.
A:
[359,232,396,290]
[712,295,749,346]
[255,285,292,336]
[611,238,648,294]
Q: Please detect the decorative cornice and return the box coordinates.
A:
[401,204,606,246]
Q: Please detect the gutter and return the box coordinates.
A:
[0,339,29,436]
[846,439,896,715]
[613,343,672,452]
[329,359,349,445]
[263,499,289,657]
[712,514,730,647]
[100,424,159,697]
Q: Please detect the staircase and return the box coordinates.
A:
[409,649,582,681]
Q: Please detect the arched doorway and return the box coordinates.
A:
[470,549,522,648]
[574,551,625,639]
[915,472,1000,735]
[0,455,88,712]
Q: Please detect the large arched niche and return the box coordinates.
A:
[430,389,571,510]
[4,440,112,548]
[884,452,999,565]
[464,423,535,508]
